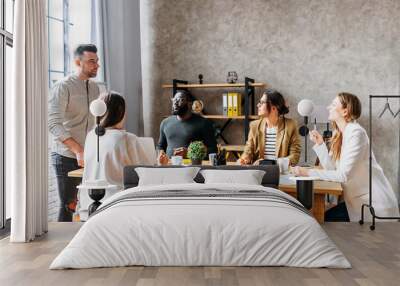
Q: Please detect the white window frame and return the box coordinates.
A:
[0,0,14,233]
[47,0,106,87]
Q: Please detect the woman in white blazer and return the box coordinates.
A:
[294,92,399,222]
[78,93,156,220]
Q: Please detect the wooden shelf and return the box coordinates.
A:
[163,114,259,120]
[163,77,261,145]
[203,115,259,120]
[220,145,245,152]
[162,83,266,89]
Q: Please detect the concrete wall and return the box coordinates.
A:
[141,0,400,194]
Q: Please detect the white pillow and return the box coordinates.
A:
[200,169,265,185]
[135,167,201,186]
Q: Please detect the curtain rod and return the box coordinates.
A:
[370,95,400,98]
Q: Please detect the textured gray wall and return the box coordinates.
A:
[141,0,400,194]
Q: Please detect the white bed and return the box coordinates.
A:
[50,183,351,269]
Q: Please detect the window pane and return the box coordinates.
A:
[69,0,91,74]
[0,38,3,228]
[48,0,64,20]
[49,71,64,88]
[0,0,2,29]
[5,44,13,219]
[48,19,64,72]
[5,0,14,33]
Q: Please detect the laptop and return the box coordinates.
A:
[137,137,157,165]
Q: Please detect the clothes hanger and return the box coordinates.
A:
[394,107,400,118]
[393,96,400,118]
[378,98,395,118]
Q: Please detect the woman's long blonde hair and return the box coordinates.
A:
[330,92,362,161]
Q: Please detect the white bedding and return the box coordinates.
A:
[50,183,351,269]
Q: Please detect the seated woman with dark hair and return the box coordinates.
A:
[78,92,156,220]
[238,89,301,166]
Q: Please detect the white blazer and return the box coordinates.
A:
[78,129,156,220]
[309,122,399,222]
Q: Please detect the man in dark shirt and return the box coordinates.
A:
[158,90,217,164]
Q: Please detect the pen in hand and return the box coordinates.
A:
[313,118,317,131]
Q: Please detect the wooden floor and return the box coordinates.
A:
[0,222,399,286]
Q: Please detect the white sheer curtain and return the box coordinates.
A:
[8,0,48,242]
[95,0,143,135]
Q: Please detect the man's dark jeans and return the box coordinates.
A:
[325,202,350,222]
[51,152,82,222]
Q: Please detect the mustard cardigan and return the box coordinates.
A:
[240,117,301,165]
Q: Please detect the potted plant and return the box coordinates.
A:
[187,141,207,165]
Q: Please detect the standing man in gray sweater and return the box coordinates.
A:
[48,44,100,221]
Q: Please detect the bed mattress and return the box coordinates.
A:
[50,183,350,269]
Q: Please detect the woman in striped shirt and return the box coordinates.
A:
[238,89,301,166]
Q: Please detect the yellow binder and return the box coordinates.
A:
[237,93,242,116]
[232,93,238,116]
[228,93,233,117]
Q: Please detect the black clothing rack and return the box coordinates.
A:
[359,95,400,230]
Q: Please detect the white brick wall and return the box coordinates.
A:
[48,149,59,222]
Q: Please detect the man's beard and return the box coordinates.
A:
[84,69,98,78]
[89,70,98,78]
[173,105,189,116]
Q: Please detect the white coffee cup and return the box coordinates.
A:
[277,157,290,174]
[208,153,217,166]
[171,155,183,165]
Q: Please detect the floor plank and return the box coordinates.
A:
[0,222,399,286]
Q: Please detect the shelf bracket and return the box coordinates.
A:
[215,119,232,144]
[244,77,255,142]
